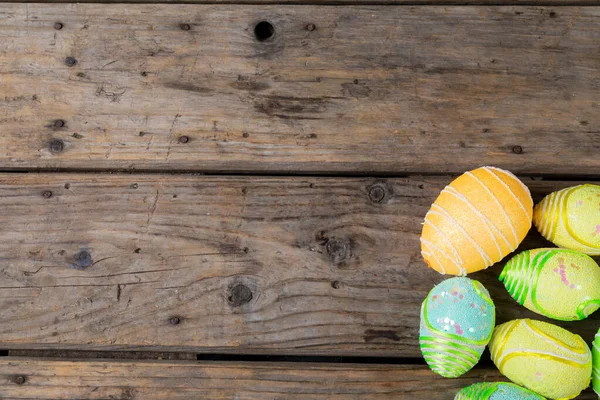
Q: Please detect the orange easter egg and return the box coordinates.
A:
[421,167,533,275]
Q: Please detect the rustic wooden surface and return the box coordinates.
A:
[0,359,521,400]
[0,358,594,399]
[0,5,599,174]
[0,173,596,356]
[2,0,599,4]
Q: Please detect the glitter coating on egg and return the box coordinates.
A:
[454,382,546,400]
[489,319,591,400]
[500,248,600,321]
[533,184,600,255]
[421,166,533,275]
[419,277,495,378]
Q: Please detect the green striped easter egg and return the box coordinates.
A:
[500,248,600,321]
[455,382,545,399]
[419,277,495,378]
[593,328,600,398]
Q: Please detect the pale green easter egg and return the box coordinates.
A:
[419,277,495,378]
[500,248,600,321]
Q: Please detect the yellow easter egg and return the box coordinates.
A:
[489,319,591,399]
[533,184,600,255]
[421,166,533,275]
[500,248,600,321]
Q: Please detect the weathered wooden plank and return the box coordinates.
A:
[0,359,556,400]
[1,0,599,5]
[0,173,597,355]
[1,5,599,174]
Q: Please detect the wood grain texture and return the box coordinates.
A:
[2,0,599,5]
[2,358,594,400]
[1,5,599,174]
[0,173,598,356]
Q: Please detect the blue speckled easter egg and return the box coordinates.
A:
[420,277,496,378]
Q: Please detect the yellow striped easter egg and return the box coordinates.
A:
[533,184,600,255]
[421,166,533,275]
[489,319,592,399]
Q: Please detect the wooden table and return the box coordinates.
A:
[0,1,598,398]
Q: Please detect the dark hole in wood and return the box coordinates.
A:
[42,190,53,199]
[54,119,65,128]
[134,248,141,254]
[64,183,71,189]
[54,22,63,30]
[130,183,139,189]
[228,284,253,307]
[178,135,190,144]
[169,316,182,325]
[65,57,77,67]
[331,281,341,289]
[12,375,26,385]
[254,21,274,42]
[180,23,191,31]
[549,11,557,18]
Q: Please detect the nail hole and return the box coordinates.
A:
[178,135,190,144]
[72,133,83,139]
[418,184,424,189]
[64,183,71,189]
[331,281,341,289]
[54,119,65,128]
[549,11,557,18]
[173,194,177,198]
[180,23,191,31]
[134,248,141,254]
[12,376,26,385]
[242,132,249,138]
[243,247,250,253]
[54,22,63,30]
[254,21,275,42]
[42,190,53,199]
[130,183,139,189]
[141,71,148,77]
[353,79,359,84]
[65,57,77,67]
[306,23,316,31]
[228,284,253,307]
[169,316,182,325]
[512,145,524,154]
[76,72,85,78]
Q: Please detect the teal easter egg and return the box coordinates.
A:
[593,328,600,398]
[500,248,600,321]
[419,277,495,378]
[455,382,546,400]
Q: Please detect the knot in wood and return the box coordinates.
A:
[228,284,253,307]
[74,250,93,269]
[49,139,65,154]
[326,239,350,265]
[13,376,26,385]
[512,145,524,154]
[368,185,386,203]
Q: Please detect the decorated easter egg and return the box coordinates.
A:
[533,184,600,255]
[421,166,533,275]
[489,319,591,399]
[455,382,546,400]
[499,248,600,321]
[593,328,600,398]
[419,277,495,378]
